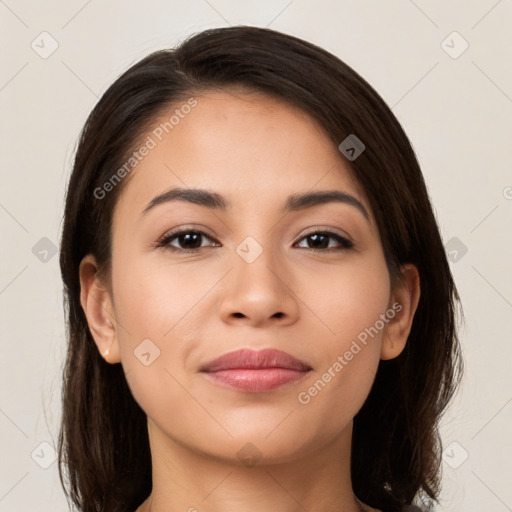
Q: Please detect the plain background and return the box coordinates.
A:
[1,1,511,511]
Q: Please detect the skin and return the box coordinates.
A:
[80,88,420,512]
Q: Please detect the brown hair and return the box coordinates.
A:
[58,25,463,512]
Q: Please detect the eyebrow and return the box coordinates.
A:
[141,187,370,221]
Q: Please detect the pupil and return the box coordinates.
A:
[309,233,328,248]
[180,232,201,249]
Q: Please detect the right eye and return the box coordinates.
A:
[156,228,221,252]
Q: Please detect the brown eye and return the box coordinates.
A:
[295,231,354,251]
[157,229,219,252]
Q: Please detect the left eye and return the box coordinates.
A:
[295,231,354,251]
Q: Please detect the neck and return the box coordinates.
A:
[137,418,375,512]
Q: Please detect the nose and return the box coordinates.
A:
[218,242,300,328]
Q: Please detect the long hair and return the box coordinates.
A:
[58,25,463,512]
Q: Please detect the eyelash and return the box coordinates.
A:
[155,227,354,253]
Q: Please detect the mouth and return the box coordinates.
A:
[199,348,312,393]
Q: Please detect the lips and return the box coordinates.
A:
[200,348,311,372]
[200,348,312,393]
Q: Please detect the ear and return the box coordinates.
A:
[79,254,121,363]
[380,263,421,360]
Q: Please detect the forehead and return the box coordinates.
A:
[114,89,373,222]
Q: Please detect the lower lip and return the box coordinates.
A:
[202,368,310,392]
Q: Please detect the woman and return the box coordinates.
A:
[58,26,463,512]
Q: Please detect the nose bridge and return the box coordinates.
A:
[219,234,299,325]
[234,233,285,295]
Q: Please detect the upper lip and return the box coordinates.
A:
[200,348,312,372]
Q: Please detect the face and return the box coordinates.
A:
[92,89,409,465]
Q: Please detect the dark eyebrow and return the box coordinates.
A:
[284,190,369,220]
[142,188,228,215]
[141,187,370,221]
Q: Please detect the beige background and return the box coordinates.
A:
[1,1,511,510]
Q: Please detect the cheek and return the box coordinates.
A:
[300,254,391,352]
[111,254,217,343]
[294,255,390,414]
[110,266,198,430]
[109,253,221,413]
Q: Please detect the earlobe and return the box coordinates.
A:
[380,263,421,360]
[79,255,121,363]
